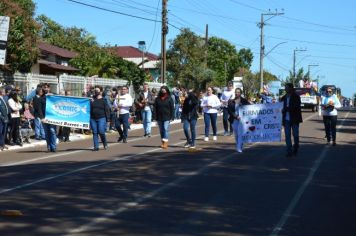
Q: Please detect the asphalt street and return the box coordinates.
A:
[0,110,355,236]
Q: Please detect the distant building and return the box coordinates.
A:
[110,46,160,82]
[31,42,79,76]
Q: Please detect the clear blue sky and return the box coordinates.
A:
[34,0,356,97]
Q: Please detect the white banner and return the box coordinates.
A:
[239,102,283,143]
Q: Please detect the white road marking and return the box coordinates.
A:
[270,112,350,236]
[64,143,258,236]
[0,123,203,167]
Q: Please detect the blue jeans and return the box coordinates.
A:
[157,120,170,141]
[0,121,7,146]
[43,123,57,151]
[204,113,218,137]
[174,104,180,119]
[90,117,107,149]
[141,109,152,135]
[183,119,197,146]
[284,120,299,153]
[222,107,233,133]
[34,117,46,139]
[115,113,129,139]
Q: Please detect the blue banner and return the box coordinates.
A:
[45,95,91,129]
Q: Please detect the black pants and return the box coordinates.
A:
[10,117,20,143]
[323,115,337,142]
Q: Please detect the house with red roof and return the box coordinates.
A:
[110,46,160,82]
[31,42,79,76]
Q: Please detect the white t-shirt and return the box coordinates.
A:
[143,91,150,111]
[220,90,235,107]
[285,96,290,121]
[321,95,341,116]
[201,94,221,113]
[114,93,133,115]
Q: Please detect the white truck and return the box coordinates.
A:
[295,87,319,112]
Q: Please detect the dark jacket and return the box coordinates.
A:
[135,90,155,111]
[154,95,174,121]
[181,93,199,121]
[90,98,111,121]
[281,92,303,125]
[0,96,9,123]
[227,97,249,123]
[33,95,46,119]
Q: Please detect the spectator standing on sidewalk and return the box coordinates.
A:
[281,83,303,157]
[181,90,199,149]
[90,86,110,151]
[8,90,23,146]
[201,87,221,142]
[32,88,46,140]
[321,87,341,146]
[0,87,10,151]
[114,86,133,143]
[154,86,174,149]
[221,82,235,136]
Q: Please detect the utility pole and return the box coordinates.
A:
[161,0,168,84]
[258,11,284,92]
[293,48,307,84]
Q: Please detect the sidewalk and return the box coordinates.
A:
[1,120,183,152]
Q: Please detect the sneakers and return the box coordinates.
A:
[204,137,209,142]
[213,136,217,141]
[189,145,196,149]
[117,137,123,142]
[184,142,191,148]
[237,148,243,153]
[223,131,229,136]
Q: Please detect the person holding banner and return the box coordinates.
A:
[281,83,302,157]
[201,87,221,142]
[114,86,133,143]
[90,86,110,151]
[228,88,249,153]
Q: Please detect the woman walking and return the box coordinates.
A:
[90,86,110,151]
[154,86,174,149]
[228,88,249,153]
[201,87,221,141]
[321,87,341,146]
[181,90,199,149]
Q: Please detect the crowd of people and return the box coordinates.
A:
[0,81,342,157]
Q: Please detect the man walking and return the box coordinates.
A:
[114,86,133,143]
[281,83,303,157]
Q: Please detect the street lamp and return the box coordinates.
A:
[138,41,146,70]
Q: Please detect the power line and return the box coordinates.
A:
[268,36,356,48]
[65,0,180,30]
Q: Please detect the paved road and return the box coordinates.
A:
[0,110,355,236]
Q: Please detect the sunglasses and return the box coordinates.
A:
[327,91,332,93]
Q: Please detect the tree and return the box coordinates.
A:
[284,67,308,87]
[241,70,278,100]
[0,0,38,73]
[36,14,97,53]
[70,46,119,78]
[207,36,239,87]
[166,28,209,90]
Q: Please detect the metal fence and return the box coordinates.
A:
[0,73,163,98]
